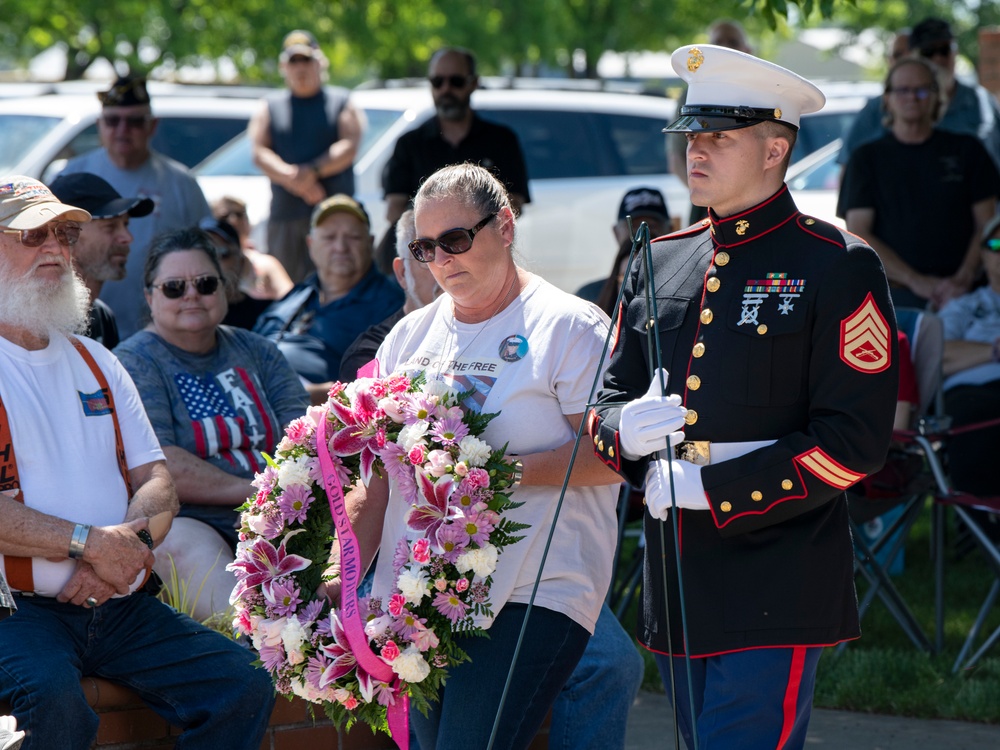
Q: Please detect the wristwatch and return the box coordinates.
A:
[136,529,154,550]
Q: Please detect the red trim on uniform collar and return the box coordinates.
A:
[709,185,799,247]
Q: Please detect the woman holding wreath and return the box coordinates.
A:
[334,164,624,749]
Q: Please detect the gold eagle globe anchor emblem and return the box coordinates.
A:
[687,48,704,73]
[735,219,750,236]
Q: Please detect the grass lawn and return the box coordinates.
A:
[615,500,1000,723]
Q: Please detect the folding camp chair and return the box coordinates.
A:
[845,307,945,654]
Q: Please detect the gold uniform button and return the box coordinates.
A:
[706,277,720,293]
[686,375,701,390]
[598,440,605,451]
[781,479,793,490]
[804,218,816,225]
[757,324,768,335]
[700,308,714,325]
[715,251,730,266]
[593,434,599,445]
[609,447,615,458]
[720,501,732,513]
[693,342,706,358]
[684,410,698,426]
[751,491,763,502]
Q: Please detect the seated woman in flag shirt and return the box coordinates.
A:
[115,227,308,619]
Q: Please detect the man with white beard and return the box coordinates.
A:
[0,176,274,749]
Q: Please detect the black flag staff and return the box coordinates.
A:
[486,218,699,750]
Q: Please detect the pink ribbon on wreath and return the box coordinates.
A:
[316,414,410,749]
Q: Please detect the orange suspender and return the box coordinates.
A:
[0,336,132,592]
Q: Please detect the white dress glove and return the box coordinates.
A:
[0,715,24,750]
[619,368,688,460]
[644,458,710,520]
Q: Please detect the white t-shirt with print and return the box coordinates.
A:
[373,274,620,634]
[0,333,164,596]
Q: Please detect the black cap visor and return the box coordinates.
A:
[89,196,154,220]
[663,105,798,134]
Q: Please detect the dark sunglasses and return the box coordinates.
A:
[287,55,314,64]
[102,114,150,129]
[429,75,470,89]
[408,214,496,263]
[920,43,955,58]
[984,239,1000,253]
[149,275,222,299]
[219,210,247,222]
[2,221,81,248]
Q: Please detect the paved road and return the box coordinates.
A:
[625,689,1000,749]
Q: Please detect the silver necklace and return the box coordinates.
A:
[439,272,519,374]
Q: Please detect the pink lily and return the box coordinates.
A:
[318,611,358,686]
[328,384,384,484]
[227,530,311,603]
[406,468,459,545]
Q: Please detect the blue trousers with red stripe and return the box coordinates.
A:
[654,646,822,750]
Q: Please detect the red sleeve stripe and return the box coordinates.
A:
[795,447,864,490]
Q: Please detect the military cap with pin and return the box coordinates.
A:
[97,75,150,108]
[663,44,826,134]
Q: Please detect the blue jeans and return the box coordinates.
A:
[549,603,644,750]
[410,603,589,750]
[654,646,822,750]
[0,592,274,750]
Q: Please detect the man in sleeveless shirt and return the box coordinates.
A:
[249,29,365,282]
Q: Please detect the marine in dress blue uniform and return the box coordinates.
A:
[590,45,899,750]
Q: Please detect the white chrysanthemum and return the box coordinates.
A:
[457,435,491,467]
[398,421,430,452]
[281,616,311,665]
[277,455,313,489]
[251,616,287,651]
[392,644,431,683]
[455,543,499,578]
[396,566,431,605]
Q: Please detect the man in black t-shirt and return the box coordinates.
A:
[382,47,530,230]
[840,56,1000,309]
[49,172,154,349]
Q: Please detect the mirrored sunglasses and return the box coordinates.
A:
[2,221,81,248]
[149,275,222,299]
[408,214,496,263]
[429,75,470,89]
[102,114,151,129]
[984,238,1000,253]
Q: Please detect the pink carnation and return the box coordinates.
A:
[381,640,401,662]
[328,382,346,399]
[467,467,490,489]
[455,578,469,592]
[386,374,411,393]
[284,417,312,445]
[411,537,431,564]
[388,594,407,616]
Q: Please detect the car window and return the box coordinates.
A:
[593,112,671,176]
[0,114,62,171]
[359,107,405,160]
[476,109,603,180]
[151,117,249,168]
[794,111,854,163]
[787,149,841,191]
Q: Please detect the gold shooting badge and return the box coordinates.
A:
[840,292,891,373]
[687,48,704,73]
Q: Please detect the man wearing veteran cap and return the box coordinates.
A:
[254,194,403,403]
[0,176,273,749]
[60,76,211,340]
[591,47,899,749]
[49,173,155,349]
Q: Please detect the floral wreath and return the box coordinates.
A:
[228,372,525,740]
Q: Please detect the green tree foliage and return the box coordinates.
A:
[0,0,904,82]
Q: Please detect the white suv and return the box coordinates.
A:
[0,91,262,183]
[196,86,686,294]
